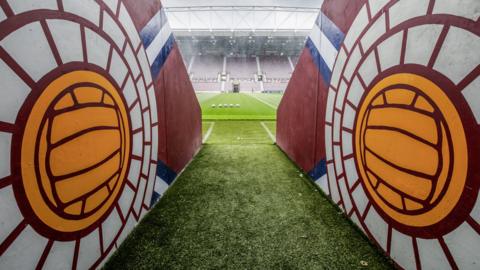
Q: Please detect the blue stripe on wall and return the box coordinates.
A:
[308,159,327,181]
[156,159,177,185]
[150,191,161,207]
[316,12,345,50]
[150,33,175,78]
[306,38,332,85]
[151,159,177,207]
[140,9,168,49]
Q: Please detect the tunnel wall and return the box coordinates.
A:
[276,48,319,172]
[0,0,201,269]
[277,0,480,269]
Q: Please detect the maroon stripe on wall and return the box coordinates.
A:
[161,45,202,173]
[314,69,329,166]
[277,47,319,172]
[154,67,168,165]
[321,0,367,34]
[122,0,162,32]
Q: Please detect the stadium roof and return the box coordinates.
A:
[176,35,306,57]
[162,0,323,9]
[163,0,322,34]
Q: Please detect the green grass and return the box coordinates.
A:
[250,93,284,108]
[196,93,219,103]
[104,122,393,270]
[202,122,214,138]
[206,121,273,145]
[262,121,277,137]
[200,93,276,120]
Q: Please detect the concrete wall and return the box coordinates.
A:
[277,0,480,269]
[0,0,201,269]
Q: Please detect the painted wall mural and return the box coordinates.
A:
[278,0,480,269]
[0,0,201,269]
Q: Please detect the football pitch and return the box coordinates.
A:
[105,121,392,270]
[197,93,282,120]
[105,93,392,269]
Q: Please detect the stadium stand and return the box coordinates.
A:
[263,80,289,92]
[226,80,260,92]
[189,55,223,92]
[176,33,304,93]
[190,55,223,79]
[225,57,260,92]
[185,54,294,92]
[260,56,292,92]
[260,56,292,78]
[192,81,223,92]
[227,57,258,79]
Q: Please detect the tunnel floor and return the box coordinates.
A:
[104,121,393,269]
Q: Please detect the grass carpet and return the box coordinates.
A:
[104,122,392,270]
[200,93,276,120]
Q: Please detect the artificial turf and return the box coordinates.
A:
[104,121,393,270]
[200,93,277,120]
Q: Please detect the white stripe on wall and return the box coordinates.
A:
[309,23,339,71]
[145,23,172,64]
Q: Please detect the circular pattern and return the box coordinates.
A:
[323,1,480,267]
[0,2,159,269]
[354,73,467,228]
[21,70,131,233]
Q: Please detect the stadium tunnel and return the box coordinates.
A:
[0,0,479,269]
[278,0,480,269]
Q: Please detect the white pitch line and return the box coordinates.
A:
[261,122,276,143]
[247,94,277,109]
[202,122,215,143]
